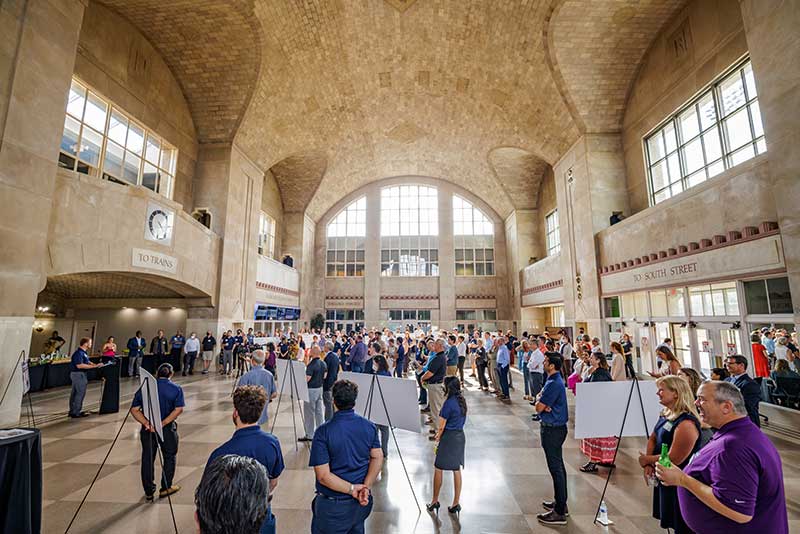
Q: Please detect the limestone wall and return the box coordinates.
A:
[596,155,774,269]
[47,169,221,298]
[261,169,284,258]
[623,0,748,213]
[74,2,198,211]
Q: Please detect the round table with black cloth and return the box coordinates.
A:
[0,428,42,534]
[434,429,465,471]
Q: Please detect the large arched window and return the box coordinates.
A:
[326,197,366,276]
[380,185,439,276]
[453,196,494,275]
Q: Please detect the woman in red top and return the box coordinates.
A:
[751,332,770,378]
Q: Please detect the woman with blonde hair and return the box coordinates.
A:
[638,376,702,534]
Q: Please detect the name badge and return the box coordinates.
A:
[662,421,674,432]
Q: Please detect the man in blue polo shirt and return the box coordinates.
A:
[445,334,459,376]
[222,330,236,375]
[309,380,383,534]
[535,352,569,526]
[69,337,101,418]
[169,330,185,372]
[207,385,284,534]
[130,363,185,501]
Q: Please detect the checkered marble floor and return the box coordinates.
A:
[30,371,800,533]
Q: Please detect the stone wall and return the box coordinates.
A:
[623,0,748,213]
[261,169,284,258]
[74,2,198,211]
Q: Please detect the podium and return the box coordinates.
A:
[97,361,120,414]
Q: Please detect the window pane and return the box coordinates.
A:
[142,162,160,192]
[724,107,753,150]
[697,92,717,130]
[667,153,681,181]
[61,116,80,156]
[663,122,677,153]
[650,160,669,191]
[683,137,704,174]
[647,131,665,161]
[103,140,124,177]
[122,152,141,185]
[66,81,86,119]
[127,122,145,155]
[730,144,755,166]
[719,71,746,115]
[702,128,722,162]
[743,280,769,314]
[750,101,763,138]
[743,62,757,99]
[707,160,725,178]
[145,135,161,165]
[767,277,793,314]
[83,92,108,132]
[79,127,103,167]
[679,106,700,140]
[650,291,668,316]
[667,288,685,316]
[159,148,175,174]
[108,110,128,146]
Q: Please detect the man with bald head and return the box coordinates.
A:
[238,349,278,427]
[300,345,327,442]
[657,381,787,534]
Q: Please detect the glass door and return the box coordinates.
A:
[695,328,712,377]
[635,323,654,374]
[671,323,692,367]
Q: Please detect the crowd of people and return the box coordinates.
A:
[62,322,791,533]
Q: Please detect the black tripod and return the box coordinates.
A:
[270,359,308,452]
[64,375,178,534]
[363,373,422,515]
[592,361,649,525]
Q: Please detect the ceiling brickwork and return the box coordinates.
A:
[98,0,262,143]
[548,0,687,133]
[97,0,685,218]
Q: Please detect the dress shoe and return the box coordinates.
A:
[159,485,181,498]
[537,510,567,525]
[542,501,569,516]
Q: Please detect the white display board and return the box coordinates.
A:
[139,369,164,442]
[574,380,662,439]
[340,372,421,434]
[253,337,279,347]
[21,360,30,395]
[275,358,309,402]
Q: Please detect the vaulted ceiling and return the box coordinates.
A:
[99,0,687,220]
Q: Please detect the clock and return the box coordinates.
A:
[144,202,174,245]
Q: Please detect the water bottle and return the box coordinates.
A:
[597,499,613,525]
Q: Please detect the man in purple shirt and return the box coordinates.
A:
[349,335,368,373]
[656,380,787,534]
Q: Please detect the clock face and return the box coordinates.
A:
[144,202,174,244]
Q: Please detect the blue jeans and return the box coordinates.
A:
[351,361,364,374]
[497,365,510,397]
[521,362,531,396]
[312,494,372,534]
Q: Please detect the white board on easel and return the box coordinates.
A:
[275,358,309,402]
[340,372,421,433]
[574,380,662,439]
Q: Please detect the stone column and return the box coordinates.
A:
[554,134,629,339]
[281,211,318,327]
[363,186,381,324]
[193,144,263,328]
[504,209,540,326]
[438,185,456,329]
[740,0,800,328]
[0,0,85,426]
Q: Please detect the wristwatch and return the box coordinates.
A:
[349,483,354,494]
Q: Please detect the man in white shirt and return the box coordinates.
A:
[183,332,201,376]
[528,337,546,421]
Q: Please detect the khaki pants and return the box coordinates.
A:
[488,357,499,390]
[426,382,445,431]
[446,365,458,377]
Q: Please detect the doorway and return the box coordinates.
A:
[71,321,96,354]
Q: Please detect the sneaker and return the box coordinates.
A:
[202,370,209,375]
[159,485,181,498]
[537,510,567,525]
[145,494,154,502]
[542,501,569,516]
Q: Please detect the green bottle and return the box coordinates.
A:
[658,443,672,468]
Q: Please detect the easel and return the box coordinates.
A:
[0,350,35,428]
[269,359,308,452]
[592,361,649,526]
[363,373,422,515]
[230,350,252,398]
[65,375,178,534]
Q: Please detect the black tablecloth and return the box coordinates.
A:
[0,428,42,534]
[27,355,160,393]
[27,366,47,393]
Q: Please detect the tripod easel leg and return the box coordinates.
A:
[592,373,649,525]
